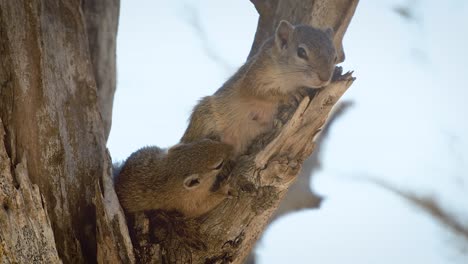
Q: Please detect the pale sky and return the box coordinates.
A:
[108,0,468,263]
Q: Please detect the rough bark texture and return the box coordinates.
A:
[0,119,60,263]
[0,0,130,263]
[82,0,119,141]
[0,0,357,263]
[244,101,353,263]
[271,101,352,220]
[245,105,353,264]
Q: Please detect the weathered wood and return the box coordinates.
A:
[82,0,120,141]
[271,100,353,220]
[248,101,353,263]
[0,0,129,263]
[95,151,135,263]
[81,2,134,262]
[0,118,61,263]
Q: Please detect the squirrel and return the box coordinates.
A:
[114,139,233,218]
[181,20,337,156]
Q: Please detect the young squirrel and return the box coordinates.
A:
[114,139,233,218]
[181,20,337,155]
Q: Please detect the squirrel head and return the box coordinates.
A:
[272,20,337,90]
[166,139,233,193]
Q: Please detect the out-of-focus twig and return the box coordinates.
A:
[393,6,414,21]
[393,0,419,22]
[369,178,468,242]
[183,4,234,74]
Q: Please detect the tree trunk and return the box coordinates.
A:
[0,0,358,263]
[0,0,131,263]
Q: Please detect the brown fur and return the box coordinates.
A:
[114,139,233,218]
[181,21,337,155]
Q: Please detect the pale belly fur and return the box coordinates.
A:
[220,99,278,156]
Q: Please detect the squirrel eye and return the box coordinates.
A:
[187,178,200,187]
[213,160,224,170]
[297,47,308,60]
[184,174,201,189]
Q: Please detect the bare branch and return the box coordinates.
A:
[272,100,354,220]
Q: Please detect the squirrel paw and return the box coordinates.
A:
[273,118,283,129]
[332,66,343,81]
[290,87,316,108]
[276,87,317,124]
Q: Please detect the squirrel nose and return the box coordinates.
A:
[318,72,332,82]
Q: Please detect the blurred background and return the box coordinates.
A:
[108,0,468,263]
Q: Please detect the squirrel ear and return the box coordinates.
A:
[324,27,334,38]
[275,20,293,50]
[183,174,201,190]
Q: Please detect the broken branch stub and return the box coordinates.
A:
[225,71,355,263]
[255,71,355,189]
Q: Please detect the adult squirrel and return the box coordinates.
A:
[181,20,337,156]
[114,139,233,218]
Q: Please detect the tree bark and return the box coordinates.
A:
[0,0,131,263]
[270,100,353,220]
[0,0,358,263]
[82,0,119,141]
